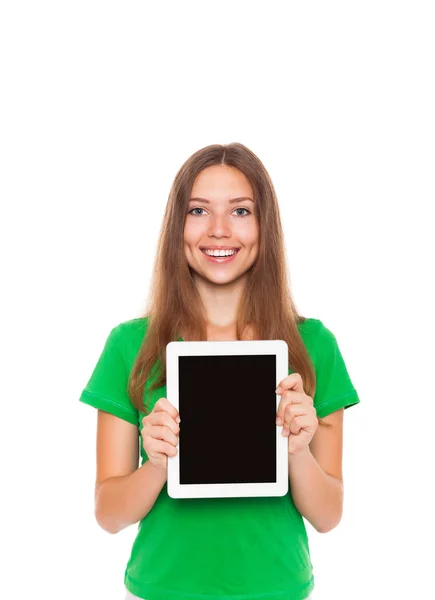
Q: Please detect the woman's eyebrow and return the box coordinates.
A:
[189,197,254,204]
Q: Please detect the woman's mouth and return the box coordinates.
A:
[200,248,240,264]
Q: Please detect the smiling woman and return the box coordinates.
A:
[78,142,360,600]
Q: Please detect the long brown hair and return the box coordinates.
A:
[128,142,319,420]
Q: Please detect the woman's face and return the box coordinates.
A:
[184,165,259,285]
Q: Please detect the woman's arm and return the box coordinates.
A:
[288,408,344,533]
[94,410,167,534]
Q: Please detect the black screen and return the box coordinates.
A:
[178,354,277,485]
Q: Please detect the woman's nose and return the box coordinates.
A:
[208,214,232,234]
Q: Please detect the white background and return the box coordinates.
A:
[1,1,434,599]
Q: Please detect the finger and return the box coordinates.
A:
[154,397,181,423]
[287,414,316,437]
[152,411,180,437]
[151,438,178,457]
[284,402,307,425]
[280,404,307,435]
[276,390,305,425]
[275,372,304,395]
[289,415,310,435]
[153,424,179,446]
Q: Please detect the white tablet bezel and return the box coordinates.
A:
[166,339,289,499]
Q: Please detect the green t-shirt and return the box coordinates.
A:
[79,317,360,600]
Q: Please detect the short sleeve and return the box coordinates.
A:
[313,321,360,419]
[78,325,138,426]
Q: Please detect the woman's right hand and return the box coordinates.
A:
[141,397,181,471]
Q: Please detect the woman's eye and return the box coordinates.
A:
[234,208,250,216]
[188,207,250,217]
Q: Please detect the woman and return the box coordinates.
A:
[79,142,360,600]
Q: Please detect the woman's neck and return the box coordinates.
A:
[181,323,256,342]
[192,272,247,330]
[206,322,237,341]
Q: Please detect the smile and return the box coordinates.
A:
[200,248,240,263]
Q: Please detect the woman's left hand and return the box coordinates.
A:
[275,373,318,455]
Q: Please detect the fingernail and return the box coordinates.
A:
[176,416,181,423]
[282,428,289,436]
[276,417,283,426]
[276,387,282,394]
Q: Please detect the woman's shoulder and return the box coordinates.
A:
[297,316,336,351]
[297,316,324,333]
[108,317,150,361]
[112,316,149,336]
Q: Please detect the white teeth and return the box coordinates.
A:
[203,249,237,257]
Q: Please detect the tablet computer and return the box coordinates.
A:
[166,339,289,499]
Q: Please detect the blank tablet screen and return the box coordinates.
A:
[178,353,277,485]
